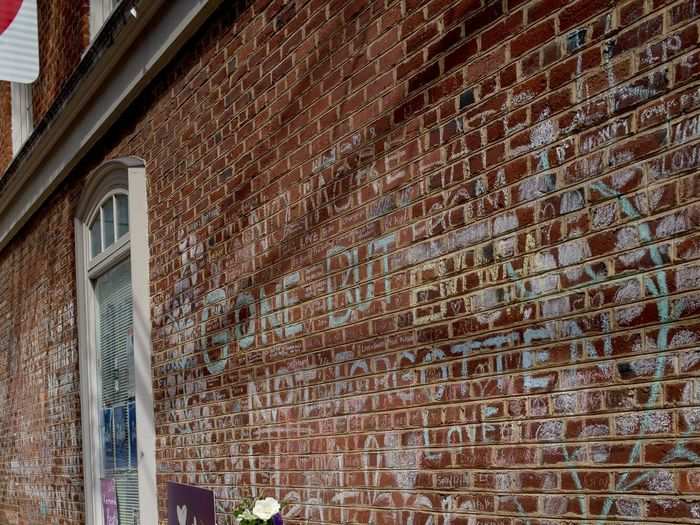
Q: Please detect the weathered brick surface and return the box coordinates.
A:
[2,0,700,524]
[32,0,89,123]
[0,187,84,525]
[0,83,11,174]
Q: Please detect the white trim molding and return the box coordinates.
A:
[75,157,156,525]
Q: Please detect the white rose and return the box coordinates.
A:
[252,497,280,521]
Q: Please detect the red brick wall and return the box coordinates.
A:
[32,0,89,123]
[2,0,700,524]
[0,186,84,525]
[0,1,88,173]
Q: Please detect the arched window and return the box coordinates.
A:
[88,190,129,258]
[74,158,156,525]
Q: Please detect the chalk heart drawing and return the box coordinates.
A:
[0,0,22,36]
[176,505,198,525]
[177,505,187,525]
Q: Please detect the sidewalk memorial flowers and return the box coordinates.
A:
[233,496,282,525]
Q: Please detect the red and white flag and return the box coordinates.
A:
[0,0,39,83]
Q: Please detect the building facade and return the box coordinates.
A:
[1,0,700,524]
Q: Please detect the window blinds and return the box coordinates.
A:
[96,259,139,525]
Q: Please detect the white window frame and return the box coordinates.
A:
[74,157,156,525]
[87,189,129,264]
[11,82,33,156]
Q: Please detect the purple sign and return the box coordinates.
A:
[101,478,119,525]
[167,482,216,525]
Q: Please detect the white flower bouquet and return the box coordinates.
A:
[233,496,283,525]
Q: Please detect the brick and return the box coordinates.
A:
[521,50,541,77]
[566,28,587,53]
[427,25,462,61]
[481,11,524,51]
[444,37,478,72]
[579,117,632,154]
[590,496,644,517]
[559,0,614,32]
[466,45,506,82]
[1,2,700,524]
[612,69,669,113]
[459,88,475,109]
[648,498,700,519]
[528,0,567,23]
[513,72,548,108]
[679,470,700,493]
[463,1,504,35]
[620,0,646,25]
[500,63,518,87]
[608,15,663,58]
[510,18,555,58]
[407,21,440,55]
[427,71,463,104]
[443,0,482,27]
[542,39,561,67]
[408,61,441,92]
[675,49,700,85]
[639,24,699,70]
[397,51,425,80]
[671,0,700,26]
[368,27,399,60]
[587,10,613,40]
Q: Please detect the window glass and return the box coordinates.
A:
[116,193,129,238]
[90,217,102,258]
[90,194,130,259]
[103,197,115,249]
[95,258,139,525]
